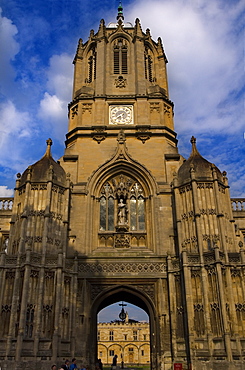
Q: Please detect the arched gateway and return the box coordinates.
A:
[91,286,157,368]
[0,4,245,370]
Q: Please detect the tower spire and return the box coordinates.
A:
[117,1,124,21]
[190,136,200,157]
[45,138,53,157]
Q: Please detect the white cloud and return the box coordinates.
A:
[0,186,14,197]
[39,93,65,121]
[127,0,244,135]
[0,100,34,165]
[38,53,73,140]
[0,8,19,95]
[126,0,245,197]
[46,54,73,101]
[0,11,38,176]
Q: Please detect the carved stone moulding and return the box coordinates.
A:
[99,231,147,248]
[5,256,18,266]
[179,184,192,193]
[114,75,127,88]
[135,126,151,144]
[115,233,130,247]
[228,253,240,263]
[203,251,215,263]
[78,261,166,276]
[90,282,155,302]
[188,255,200,264]
[91,126,107,144]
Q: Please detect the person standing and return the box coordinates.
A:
[98,359,103,370]
[112,355,117,368]
[70,358,77,370]
[61,359,70,370]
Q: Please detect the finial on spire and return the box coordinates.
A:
[190,136,196,144]
[119,301,127,321]
[46,138,53,157]
[117,1,124,21]
[190,136,200,157]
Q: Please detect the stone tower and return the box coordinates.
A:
[0,4,245,370]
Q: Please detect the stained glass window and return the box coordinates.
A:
[99,175,145,232]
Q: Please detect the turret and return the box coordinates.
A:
[174,137,236,255]
[8,139,70,255]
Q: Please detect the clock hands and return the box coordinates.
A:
[116,113,125,120]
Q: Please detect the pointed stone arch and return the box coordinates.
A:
[90,284,158,369]
[86,132,158,197]
[85,134,158,250]
[108,29,133,44]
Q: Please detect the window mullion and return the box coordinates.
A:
[119,47,122,74]
[106,196,109,230]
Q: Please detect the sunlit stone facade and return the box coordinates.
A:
[97,319,150,365]
[0,4,245,370]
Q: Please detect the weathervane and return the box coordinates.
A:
[117,1,124,22]
[119,301,127,321]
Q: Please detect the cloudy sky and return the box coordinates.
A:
[0,0,244,198]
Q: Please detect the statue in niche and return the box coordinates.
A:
[117,198,128,225]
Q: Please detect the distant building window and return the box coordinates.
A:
[143,334,147,340]
[99,351,102,357]
[109,330,114,341]
[124,334,127,340]
[141,350,144,356]
[133,330,137,340]
[97,330,100,340]
[109,350,114,356]
[128,348,134,352]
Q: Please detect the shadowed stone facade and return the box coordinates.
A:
[0,5,245,370]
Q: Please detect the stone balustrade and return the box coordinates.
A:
[231,198,245,211]
[0,197,14,211]
[1,197,245,213]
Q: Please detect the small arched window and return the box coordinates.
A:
[144,47,154,82]
[87,47,96,83]
[113,38,128,74]
[99,174,145,232]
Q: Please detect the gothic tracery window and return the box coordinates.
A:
[25,304,35,338]
[113,38,128,74]
[144,47,154,82]
[0,271,15,337]
[99,175,145,232]
[87,46,96,83]
[42,271,54,338]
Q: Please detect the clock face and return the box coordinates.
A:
[109,105,133,125]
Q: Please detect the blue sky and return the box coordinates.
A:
[98,302,149,323]
[0,0,244,198]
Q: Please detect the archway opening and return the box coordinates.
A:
[94,288,154,370]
